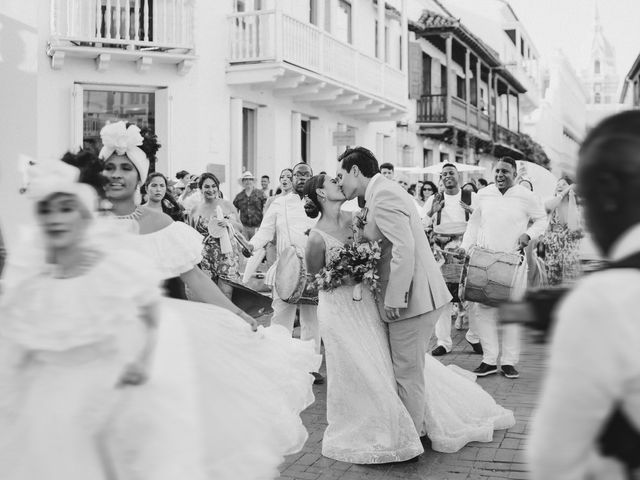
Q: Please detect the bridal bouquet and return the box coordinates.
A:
[313,241,382,300]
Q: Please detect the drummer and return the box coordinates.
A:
[247,162,323,384]
[458,157,547,379]
[424,163,482,357]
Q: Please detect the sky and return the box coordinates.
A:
[508,0,640,77]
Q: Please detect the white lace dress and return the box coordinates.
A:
[315,229,424,464]
[315,229,516,459]
[0,248,160,480]
[107,220,322,480]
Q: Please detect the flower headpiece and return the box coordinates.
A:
[98,121,149,183]
[20,158,98,217]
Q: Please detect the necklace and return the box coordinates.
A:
[116,206,144,220]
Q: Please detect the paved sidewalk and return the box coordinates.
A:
[273,318,547,480]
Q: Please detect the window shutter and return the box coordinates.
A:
[408,41,423,99]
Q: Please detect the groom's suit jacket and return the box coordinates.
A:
[361,174,451,322]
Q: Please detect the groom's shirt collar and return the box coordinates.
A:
[364,173,382,204]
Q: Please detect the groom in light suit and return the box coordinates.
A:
[337,147,452,441]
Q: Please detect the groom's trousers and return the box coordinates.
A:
[387,305,445,437]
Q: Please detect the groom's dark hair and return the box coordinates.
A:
[338,147,380,178]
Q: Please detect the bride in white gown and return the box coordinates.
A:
[303,174,515,462]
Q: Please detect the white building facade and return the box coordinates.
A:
[0,0,408,248]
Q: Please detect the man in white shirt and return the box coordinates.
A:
[530,110,640,480]
[459,157,547,379]
[248,162,322,383]
[425,163,481,357]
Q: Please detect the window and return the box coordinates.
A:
[301,119,311,164]
[594,92,601,104]
[422,53,432,95]
[82,89,155,155]
[423,148,433,166]
[309,0,318,25]
[242,107,256,175]
[336,0,352,44]
[441,65,447,93]
[324,0,331,31]
[456,75,466,100]
[384,25,390,63]
[440,152,450,163]
[595,60,601,74]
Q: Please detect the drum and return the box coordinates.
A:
[274,246,318,305]
[460,247,523,307]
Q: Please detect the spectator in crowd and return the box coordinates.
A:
[233,171,266,240]
[459,157,547,379]
[420,181,439,206]
[261,175,273,198]
[424,163,481,357]
[477,177,489,189]
[380,162,394,180]
[541,176,582,285]
[189,173,242,299]
[177,173,202,212]
[265,168,293,213]
[530,110,640,480]
[461,182,478,195]
[407,183,417,197]
[174,169,190,196]
[247,162,323,384]
[144,172,186,222]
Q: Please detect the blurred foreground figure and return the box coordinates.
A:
[530,111,640,479]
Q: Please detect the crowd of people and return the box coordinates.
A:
[0,111,638,480]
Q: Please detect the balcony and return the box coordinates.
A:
[416,94,491,139]
[47,0,196,73]
[227,10,407,120]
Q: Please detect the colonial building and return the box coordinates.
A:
[402,1,526,174]
[0,0,409,247]
[522,51,587,178]
[581,2,624,128]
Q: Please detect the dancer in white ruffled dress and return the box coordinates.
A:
[303,174,514,461]
[0,124,320,480]
[92,121,321,480]
[0,160,162,480]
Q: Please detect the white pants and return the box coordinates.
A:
[472,303,521,366]
[434,302,480,351]
[271,291,321,355]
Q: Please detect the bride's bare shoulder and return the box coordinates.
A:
[137,206,174,234]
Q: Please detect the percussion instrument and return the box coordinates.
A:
[274,246,318,305]
[460,247,523,307]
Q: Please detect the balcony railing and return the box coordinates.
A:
[50,0,194,51]
[228,10,407,106]
[416,94,446,123]
[417,95,492,135]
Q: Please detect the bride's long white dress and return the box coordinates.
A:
[315,229,515,461]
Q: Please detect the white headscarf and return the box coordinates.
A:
[98,121,149,183]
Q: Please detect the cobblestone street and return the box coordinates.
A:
[273,319,546,480]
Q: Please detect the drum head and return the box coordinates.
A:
[275,247,306,303]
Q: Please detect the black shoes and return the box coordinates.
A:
[501,365,520,379]
[467,340,483,354]
[431,346,449,356]
[311,372,325,385]
[473,362,498,376]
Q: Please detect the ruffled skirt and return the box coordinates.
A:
[108,298,321,480]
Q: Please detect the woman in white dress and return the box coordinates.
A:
[57,122,320,480]
[303,174,515,461]
[0,160,161,480]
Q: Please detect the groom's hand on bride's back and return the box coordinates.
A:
[384,306,401,321]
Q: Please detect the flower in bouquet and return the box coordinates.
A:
[313,241,381,297]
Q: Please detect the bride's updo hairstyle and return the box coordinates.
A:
[303,174,326,219]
